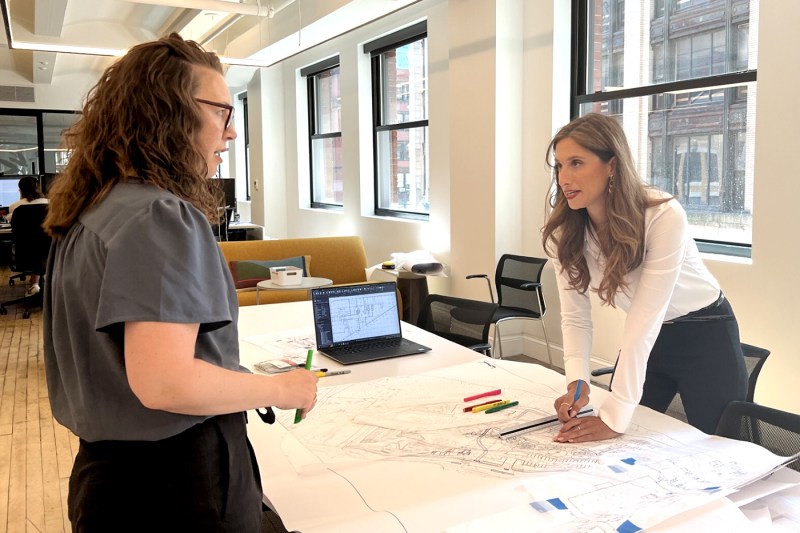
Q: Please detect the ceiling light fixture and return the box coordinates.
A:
[13,41,126,57]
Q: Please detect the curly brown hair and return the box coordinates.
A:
[541,113,670,306]
[44,33,223,237]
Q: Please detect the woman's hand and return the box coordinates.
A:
[554,415,619,443]
[272,369,319,418]
[553,379,588,422]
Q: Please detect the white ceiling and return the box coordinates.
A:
[1,0,420,90]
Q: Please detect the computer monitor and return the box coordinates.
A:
[40,173,58,195]
[211,178,236,210]
[0,177,20,207]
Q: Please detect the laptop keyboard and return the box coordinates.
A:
[331,339,402,355]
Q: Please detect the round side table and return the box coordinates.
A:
[256,277,333,304]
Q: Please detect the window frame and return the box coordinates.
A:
[570,0,756,257]
[302,56,343,210]
[365,20,429,220]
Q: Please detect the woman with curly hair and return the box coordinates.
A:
[543,113,746,442]
[43,34,317,531]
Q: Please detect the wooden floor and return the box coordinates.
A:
[0,266,77,533]
[0,265,554,533]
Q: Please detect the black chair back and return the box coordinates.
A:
[11,203,50,275]
[715,401,800,472]
[495,254,548,317]
[417,294,498,356]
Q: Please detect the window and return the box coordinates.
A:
[0,109,79,180]
[239,93,251,201]
[365,21,429,219]
[302,57,343,208]
[572,0,758,255]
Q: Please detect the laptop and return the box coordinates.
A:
[311,281,431,364]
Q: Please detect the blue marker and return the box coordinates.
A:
[570,380,582,415]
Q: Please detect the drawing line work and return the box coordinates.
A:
[273,359,787,532]
[329,292,398,341]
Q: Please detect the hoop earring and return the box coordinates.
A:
[608,174,614,193]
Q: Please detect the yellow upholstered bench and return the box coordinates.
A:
[218,236,370,307]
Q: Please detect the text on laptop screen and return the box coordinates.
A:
[312,283,401,346]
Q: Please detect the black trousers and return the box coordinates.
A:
[68,412,264,533]
[639,294,748,434]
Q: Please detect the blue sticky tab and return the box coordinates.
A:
[547,498,568,510]
[530,498,568,513]
[609,464,625,473]
[704,486,720,492]
[530,501,550,512]
[621,457,636,465]
[617,520,642,533]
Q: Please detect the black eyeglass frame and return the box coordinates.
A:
[195,98,235,130]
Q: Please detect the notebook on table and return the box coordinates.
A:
[311,281,431,365]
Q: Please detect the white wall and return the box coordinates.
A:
[243,0,799,415]
[11,0,793,414]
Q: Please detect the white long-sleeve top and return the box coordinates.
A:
[552,194,720,433]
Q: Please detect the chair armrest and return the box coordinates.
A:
[590,366,615,377]
[466,274,495,303]
[520,282,542,290]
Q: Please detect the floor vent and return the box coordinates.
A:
[0,86,35,103]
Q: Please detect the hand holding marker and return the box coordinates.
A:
[570,380,582,416]
[294,349,314,424]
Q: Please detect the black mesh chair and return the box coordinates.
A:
[416,294,498,356]
[715,401,800,472]
[591,343,770,423]
[466,254,552,364]
[0,203,51,319]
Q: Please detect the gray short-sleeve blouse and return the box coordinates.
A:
[44,182,242,442]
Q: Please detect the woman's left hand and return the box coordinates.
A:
[554,415,619,443]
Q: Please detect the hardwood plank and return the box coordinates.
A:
[8,421,26,532]
[41,414,64,533]
[0,434,11,533]
[26,415,45,532]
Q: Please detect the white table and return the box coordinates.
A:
[255,276,332,304]
[238,302,796,533]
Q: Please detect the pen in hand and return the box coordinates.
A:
[569,380,582,416]
[294,349,314,424]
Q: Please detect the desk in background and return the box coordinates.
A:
[215,221,263,241]
[239,302,797,532]
[0,223,12,265]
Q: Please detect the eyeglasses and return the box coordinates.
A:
[195,98,235,130]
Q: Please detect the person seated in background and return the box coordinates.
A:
[8,176,48,295]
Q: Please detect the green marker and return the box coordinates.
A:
[294,349,314,424]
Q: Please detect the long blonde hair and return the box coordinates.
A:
[541,113,670,305]
[44,34,222,238]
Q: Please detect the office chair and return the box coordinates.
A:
[715,401,800,472]
[416,294,498,356]
[590,343,770,423]
[0,203,51,319]
[466,254,552,365]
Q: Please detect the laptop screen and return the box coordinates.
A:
[311,282,401,348]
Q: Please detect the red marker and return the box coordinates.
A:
[463,389,501,402]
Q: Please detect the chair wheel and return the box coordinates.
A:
[22,310,30,319]
[8,279,13,286]
[0,306,6,315]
